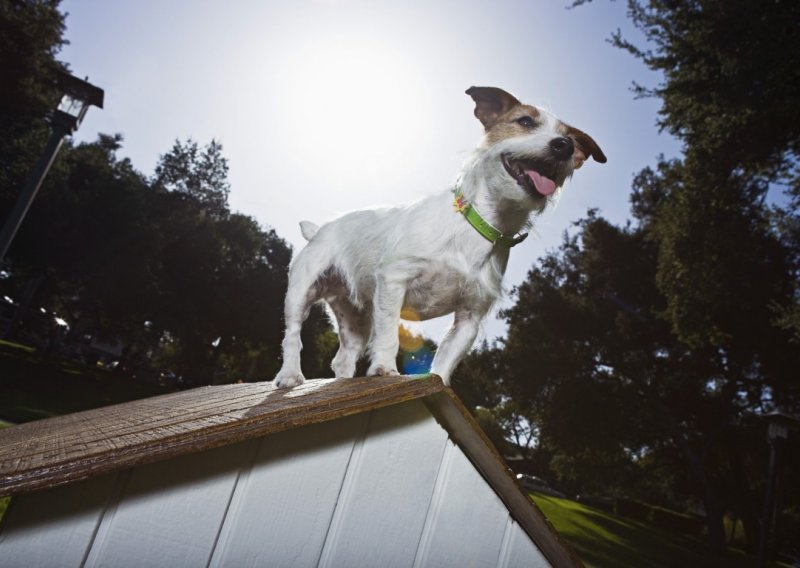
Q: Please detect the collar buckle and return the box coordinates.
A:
[452,188,528,249]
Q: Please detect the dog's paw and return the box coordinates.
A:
[367,363,399,377]
[274,371,305,389]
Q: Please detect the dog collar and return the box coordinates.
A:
[452,188,528,248]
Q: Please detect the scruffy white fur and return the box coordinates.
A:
[274,87,605,387]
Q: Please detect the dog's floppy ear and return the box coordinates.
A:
[565,124,607,165]
[466,86,521,130]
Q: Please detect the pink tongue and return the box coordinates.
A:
[526,169,557,196]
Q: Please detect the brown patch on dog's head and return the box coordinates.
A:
[466,86,521,129]
[483,104,543,145]
[562,124,607,166]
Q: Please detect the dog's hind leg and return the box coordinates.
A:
[329,297,369,378]
[366,274,406,377]
[274,252,325,388]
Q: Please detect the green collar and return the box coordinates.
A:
[452,188,528,248]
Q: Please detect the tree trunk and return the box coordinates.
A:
[701,483,727,553]
[650,396,728,552]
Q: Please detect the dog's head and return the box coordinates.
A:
[466,86,606,209]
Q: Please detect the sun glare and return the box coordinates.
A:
[273,37,431,183]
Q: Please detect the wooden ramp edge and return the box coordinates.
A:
[0,374,444,497]
[0,373,582,567]
[424,390,584,568]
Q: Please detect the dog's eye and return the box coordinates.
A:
[516,116,535,128]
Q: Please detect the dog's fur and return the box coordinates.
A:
[274,86,606,388]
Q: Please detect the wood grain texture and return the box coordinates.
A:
[0,375,444,497]
[423,390,584,568]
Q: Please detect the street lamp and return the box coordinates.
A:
[757,411,798,568]
[0,69,104,260]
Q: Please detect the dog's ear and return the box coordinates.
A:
[466,86,521,129]
[565,125,607,165]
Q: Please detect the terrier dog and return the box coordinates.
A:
[274,86,606,388]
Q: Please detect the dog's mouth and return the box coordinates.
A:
[501,153,559,198]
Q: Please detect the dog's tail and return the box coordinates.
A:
[299,221,319,241]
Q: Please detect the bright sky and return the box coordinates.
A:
[59,0,681,343]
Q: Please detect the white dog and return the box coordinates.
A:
[274,86,605,388]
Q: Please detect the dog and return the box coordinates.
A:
[274,86,606,388]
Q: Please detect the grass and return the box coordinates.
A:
[530,493,788,568]
[0,340,173,423]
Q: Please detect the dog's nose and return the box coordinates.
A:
[549,137,574,160]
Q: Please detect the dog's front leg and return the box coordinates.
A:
[366,274,406,377]
[430,308,485,385]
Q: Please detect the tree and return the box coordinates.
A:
[0,0,68,204]
[580,0,800,345]
[6,134,159,349]
[562,2,800,551]
[152,139,231,218]
[497,209,799,550]
[576,0,800,189]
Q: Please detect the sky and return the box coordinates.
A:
[58,0,682,343]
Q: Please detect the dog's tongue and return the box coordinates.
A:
[526,169,557,196]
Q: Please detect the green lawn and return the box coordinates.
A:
[0,340,173,423]
[531,493,787,568]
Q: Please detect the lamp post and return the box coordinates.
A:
[0,70,104,260]
[757,411,798,568]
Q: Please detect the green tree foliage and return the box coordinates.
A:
[0,0,67,202]
[609,0,800,186]
[12,134,156,343]
[5,132,305,384]
[153,139,230,218]
[466,208,797,550]
[576,1,800,345]
[458,0,800,553]
[0,0,331,383]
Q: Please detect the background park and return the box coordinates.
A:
[1,0,799,566]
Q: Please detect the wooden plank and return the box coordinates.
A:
[208,413,367,568]
[0,375,444,497]
[423,390,582,568]
[318,401,449,568]
[83,440,252,568]
[413,440,510,567]
[498,518,551,568]
[0,472,118,567]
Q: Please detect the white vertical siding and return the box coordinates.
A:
[413,441,512,568]
[83,441,252,568]
[498,517,551,568]
[318,401,449,568]
[0,401,553,568]
[208,413,368,568]
[0,473,117,568]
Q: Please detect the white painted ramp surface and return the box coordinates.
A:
[84,441,252,568]
[0,473,117,568]
[0,400,554,568]
[318,401,449,567]
[208,413,367,568]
